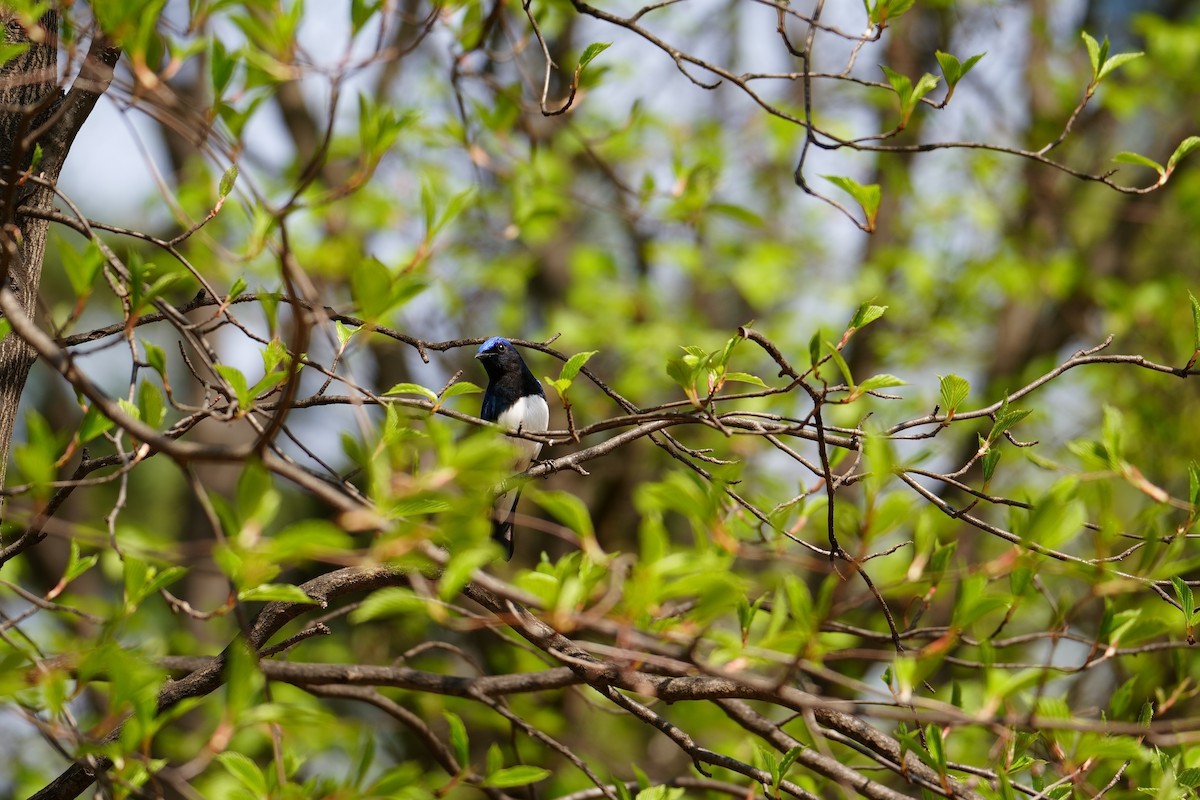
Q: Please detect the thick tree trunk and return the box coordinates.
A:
[0,11,59,496]
[0,9,117,507]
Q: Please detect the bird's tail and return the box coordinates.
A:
[491,490,521,560]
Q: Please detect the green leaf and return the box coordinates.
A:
[117,398,141,423]
[1190,292,1200,352]
[440,381,482,399]
[982,446,1001,482]
[723,371,767,388]
[868,0,915,26]
[217,752,267,796]
[142,341,166,376]
[925,723,947,772]
[822,175,882,229]
[78,404,116,444]
[351,0,383,33]
[935,50,984,87]
[1189,461,1200,508]
[858,373,906,393]
[560,350,598,382]
[140,566,188,602]
[912,72,941,104]
[850,302,888,330]
[532,489,595,540]
[484,765,552,788]
[215,364,251,410]
[1097,49,1143,81]
[385,382,438,403]
[824,342,854,389]
[1171,577,1195,624]
[440,546,496,600]
[137,380,165,428]
[445,711,469,770]
[349,587,427,623]
[61,241,104,298]
[1177,768,1200,789]
[350,256,393,321]
[0,42,30,68]
[238,583,319,604]
[63,540,99,584]
[1081,31,1104,80]
[1113,151,1164,175]
[880,64,911,101]
[218,164,239,199]
[987,398,1032,444]
[938,374,969,416]
[431,187,476,237]
[578,41,612,72]
[935,50,963,85]
[335,320,359,347]
[1168,136,1200,174]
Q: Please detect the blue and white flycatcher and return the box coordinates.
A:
[475,337,549,559]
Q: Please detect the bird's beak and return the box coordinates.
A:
[474,352,485,360]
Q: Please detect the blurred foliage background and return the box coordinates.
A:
[7,0,1200,798]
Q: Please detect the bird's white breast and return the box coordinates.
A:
[497,394,549,470]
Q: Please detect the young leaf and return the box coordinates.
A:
[78,405,115,444]
[982,447,1001,483]
[137,380,166,428]
[1189,460,1200,508]
[215,364,251,410]
[1112,151,1164,175]
[385,382,438,403]
[822,175,882,230]
[1172,576,1195,621]
[880,64,912,102]
[1097,49,1143,82]
[824,342,854,390]
[850,302,888,330]
[238,583,320,604]
[1190,291,1200,351]
[987,397,1032,444]
[218,164,239,199]
[217,752,267,796]
[350,587,426,623]
[1168,135,1200,174]
[938,374,970,416]
[335,320,359,347]
[857,373,906,393]
[912,72,941,107]
[143,341,166,376]
[62,540,99,585]
[1172,576,1197,644]
[935,50,963,85]
[578,41,612,72]
[1081,31,1104,80]
[724,371,768,387]
[445,711,470,770]
[560,350,598,382]
[935,50,985,89]
[484,766,552,788]
[440,381,482,399]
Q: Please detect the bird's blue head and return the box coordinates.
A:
[476,336,513,358]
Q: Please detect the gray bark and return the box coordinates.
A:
[0,10,117,502]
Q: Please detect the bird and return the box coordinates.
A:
[475,337,549,559]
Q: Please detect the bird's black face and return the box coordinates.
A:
[475,338,523,379]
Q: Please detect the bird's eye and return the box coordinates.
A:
[496,343,506,351]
